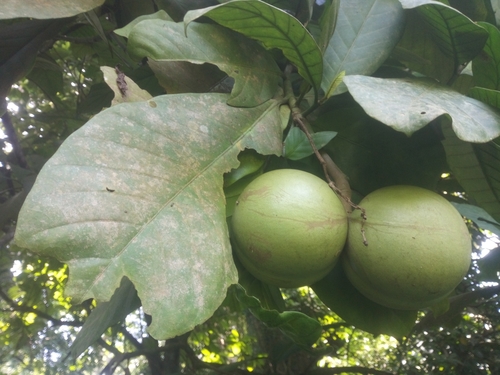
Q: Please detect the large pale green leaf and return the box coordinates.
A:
[321,0,405,95]
[442,123,500,221]
[0,0,105,19]
[451,202,500,237]
[344,75,500,142]
[184,0,323,92]
[15,93,287,339]
[399,0,488,66]
[127,20,281,107]
[472,21,500,90]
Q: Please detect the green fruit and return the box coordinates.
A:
[343,185,471,310]
[231,169,348,288]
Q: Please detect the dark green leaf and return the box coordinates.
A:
[128,20,281,107]
[317,0,340,53]
[441,123,500,221]
[393,8,455,83]
[451,202,500,237]
[476,249,500,282]
[184,0,323,92]
[234,285,322,347]
[344,75,500,142]
[472,22,500,90]
[311,262,417,339]
[284,127,337,160]
[69,277,141,359]
[470,87,500,109]
[399,0,488,66]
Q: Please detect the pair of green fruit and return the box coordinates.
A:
[231,169,471,310]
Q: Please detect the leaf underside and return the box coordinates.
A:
[15,93,287,339]
[344,75,500,143]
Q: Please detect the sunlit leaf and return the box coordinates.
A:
[344,75,500,142]
[15,93,287,339]
[127,20,281,107]
[184,0,323,92]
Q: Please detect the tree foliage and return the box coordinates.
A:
[1,0,500,374]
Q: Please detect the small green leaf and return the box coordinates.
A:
[0,0,105,19]
[234,284,322,347]
[184,0,323,92]
[344,75,500,142]
[128,20,281,107]
[69,277,140,359]
[284,127,337,160]
[311,262,417,339]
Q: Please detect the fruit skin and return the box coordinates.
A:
[231,169,348,288]
[343,185,471,310]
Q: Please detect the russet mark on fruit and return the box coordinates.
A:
[343,185,471,310]
[231,169,348,288]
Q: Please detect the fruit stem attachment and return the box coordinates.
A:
[284,67,368,244]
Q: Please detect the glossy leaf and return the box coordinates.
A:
[0,0,105,19]
[128,20,281,107]
[184,0,323,91]
[344,75,500,142]
[284,127,337,160]
[322,0,405,95]
[312,262,417,339]
[234,285,322,347]
[399,0,488,66]
[472,22,500,90]
[15,93,287,339]
[442,124,500,221]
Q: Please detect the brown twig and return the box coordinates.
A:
[283,66,367,243]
